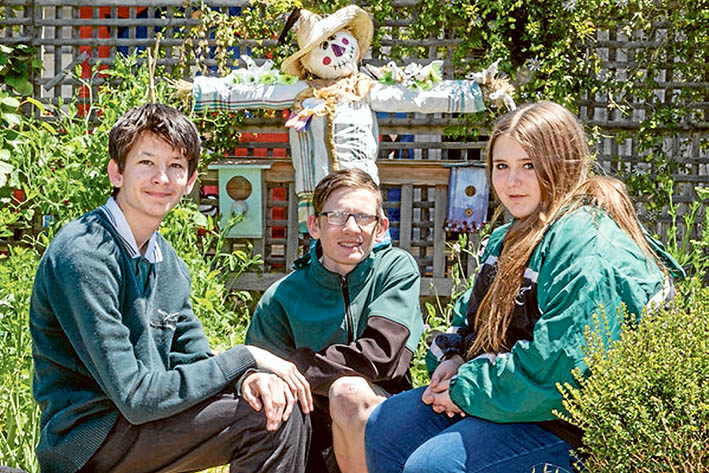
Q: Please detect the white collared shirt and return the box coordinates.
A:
[99,197,163,263]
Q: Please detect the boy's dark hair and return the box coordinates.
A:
[108,103,201,194]
[312,168,383,217]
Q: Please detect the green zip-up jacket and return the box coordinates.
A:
[246,242,424,396]
[30,207,256,473]
[427,206,683,443]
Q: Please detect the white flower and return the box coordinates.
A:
[468,58,501,85]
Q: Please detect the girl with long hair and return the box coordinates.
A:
[364,101,684,473]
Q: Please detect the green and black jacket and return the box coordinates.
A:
[246,241,424,396]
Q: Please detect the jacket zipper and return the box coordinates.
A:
[339,274,354,344]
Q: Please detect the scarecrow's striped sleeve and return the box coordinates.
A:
[368,80,485,114]
[192,76,308,112]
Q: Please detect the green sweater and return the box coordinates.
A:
[428,206,683,426]
[30,208,256,473]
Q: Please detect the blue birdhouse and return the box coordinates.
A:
[208,160,273,238]
[444,164,489,232]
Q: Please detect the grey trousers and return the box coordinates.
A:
[77,391,311,473]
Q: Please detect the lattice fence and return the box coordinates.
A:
[1,0,706,291]
[577,27,708,234]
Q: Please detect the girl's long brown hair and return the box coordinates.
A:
[467,101,660,358]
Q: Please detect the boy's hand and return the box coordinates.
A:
[245,345,313,414]
[241,372,296,431]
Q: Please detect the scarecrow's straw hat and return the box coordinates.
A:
[281,5,373,79]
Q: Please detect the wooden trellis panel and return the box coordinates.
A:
[1,1,705,169]
[577,27,708,240]
[1,0,706,284]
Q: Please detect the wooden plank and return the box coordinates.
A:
[286,183,299,270]
[228,272,455,298]
[379,141,486,150]
[259,160,453,186]
[379,162,449,185]
[259,172,268,260]
[432,185,447,278]
[228,117,489,134]
[421,277,456,298]
[36,18,199,26]
[399,184,413,251]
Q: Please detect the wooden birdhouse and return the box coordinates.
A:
[444,163,490,232]
[208,160,273,238]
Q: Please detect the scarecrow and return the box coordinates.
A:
[180,5,514,231]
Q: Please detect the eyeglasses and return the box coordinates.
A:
[318,211,380,228]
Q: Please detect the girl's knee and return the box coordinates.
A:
[403,446,462,473]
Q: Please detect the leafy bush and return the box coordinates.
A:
[1,43,43,192]
[558,288,709,472]
[0,246,41,473]
[160,205,262,350]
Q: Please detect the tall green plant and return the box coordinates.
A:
[411,231,488,387]
[160,205,262,349]
[7,54,171,239]
[0,246,42,472]
[665,184,709,280]
[0,43,43,194]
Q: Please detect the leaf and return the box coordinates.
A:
[193,211,208,228]
[4,73,33,95]
[0,160,14,188]
[3,113,21,128]
[695,186,709,201]
[23,96,45,114]
[40,121,56,134]
[16,81,34,95]
[1,96,21,109]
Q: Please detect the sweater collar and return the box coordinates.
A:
[99,197,163,263]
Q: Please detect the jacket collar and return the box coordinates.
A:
[293,240,390,288]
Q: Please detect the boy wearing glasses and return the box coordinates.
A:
[246,168,424,473]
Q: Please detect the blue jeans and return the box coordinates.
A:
[365,387,575,473]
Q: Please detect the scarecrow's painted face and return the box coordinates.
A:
[304,30,360,80]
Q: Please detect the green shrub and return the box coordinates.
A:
[0,246,41,472]
[558,286,709,472]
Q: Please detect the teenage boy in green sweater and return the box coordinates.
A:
[30,103,313,473]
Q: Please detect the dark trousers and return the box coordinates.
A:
[77,391,311,473]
